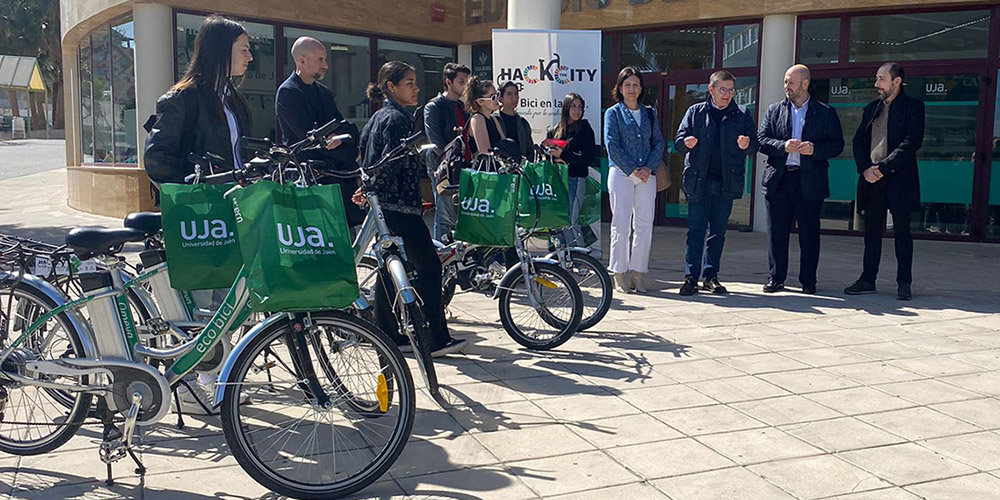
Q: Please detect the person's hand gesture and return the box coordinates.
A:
[684,136,698,149]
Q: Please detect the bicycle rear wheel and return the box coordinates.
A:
[0,280,92,455]
[497,261,583,350]
[220,311,414,499]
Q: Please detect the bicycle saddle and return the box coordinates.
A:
[65,227,145,260]
[123,212,162,237]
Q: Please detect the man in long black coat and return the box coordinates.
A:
[845,62,925,301]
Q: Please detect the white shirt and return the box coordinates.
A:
[629,107,643,127]
[224,103,241,170]
[787,98,809,166]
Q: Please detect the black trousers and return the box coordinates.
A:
[374,210,452,351]
[861,187,913,285]
[765,170,824,287]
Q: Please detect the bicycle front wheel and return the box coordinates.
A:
[566,252,613,331]
[220,311,415,499]
[497,261,583,350]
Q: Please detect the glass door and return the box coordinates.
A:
[986,69,1000,238]
[656,77,758,228]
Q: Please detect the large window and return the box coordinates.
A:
[850,11,990,62]
[111,20,136,163]
[722,24,759,68]
[621,28,715,72]
[377,40,454,107]
[283,28,372,130]
[799,18,840,65]
[988,70,1000,238]
[78,17,136,164]
[176,14,276,141]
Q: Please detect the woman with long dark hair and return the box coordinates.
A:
[142,14,254,415]
[463,76,505,156]
[359,61,466,357]
[547,92,596,250]
[144,14,253,184]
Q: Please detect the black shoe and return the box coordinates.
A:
[679,277,699,296]
[800,283,817,295]
[702,277,728,294]
[844,279,877,295]
[897,283,912,301]
[762,279,784,293]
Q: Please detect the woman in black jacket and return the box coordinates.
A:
[547,92,596,248]
[358,61,466,357]
[143,14,253,184]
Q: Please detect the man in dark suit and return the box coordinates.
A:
[275,36,364,226]
[845,62,925,300]
[758,64,844,295]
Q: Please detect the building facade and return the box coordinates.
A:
[60,0,1000,242]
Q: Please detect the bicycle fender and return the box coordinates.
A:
[492,258,559,299]
[0,270,99,359]
[213,311,289,406]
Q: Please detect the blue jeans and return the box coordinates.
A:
[428,163,456,242]
[685,177,733,281]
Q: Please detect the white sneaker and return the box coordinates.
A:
[174,382,217,416]
[431,339,468,358]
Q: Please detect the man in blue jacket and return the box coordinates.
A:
[758,64,844,295]
[675,70,759,296]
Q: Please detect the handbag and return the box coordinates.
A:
[645,106,672,192]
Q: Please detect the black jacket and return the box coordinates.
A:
[360,99,424,215]
[852,89,925,214]
[547,119,596,178]
[674,99,759,202]
[758,97,845,201]
[495,110,536,162]
[423,93,467,170]
[143,87,250,184]
[275,72,364,225]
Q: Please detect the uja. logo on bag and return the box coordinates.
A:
[179,220,236,247]
[461,196,495,217]
[276,223,339,255]
[528,183,558,201]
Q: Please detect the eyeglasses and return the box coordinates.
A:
[714,87,736,95]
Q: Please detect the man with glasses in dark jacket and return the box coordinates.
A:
[675,70,759,296]
[758,64,844,295]
[845,62,925,301]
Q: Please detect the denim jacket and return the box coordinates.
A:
[604,102,665,176]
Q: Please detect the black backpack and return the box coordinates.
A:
[433,125,471,194]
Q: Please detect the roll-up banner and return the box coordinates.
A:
[492,29,603,144]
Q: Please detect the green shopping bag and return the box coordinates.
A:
[577,176,602,227]
[454,169,519,247]
[518,161,571,230]
[160,183,242,290]
[230,181,359,312]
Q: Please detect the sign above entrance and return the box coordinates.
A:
[467,0,678,25]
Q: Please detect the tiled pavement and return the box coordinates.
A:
[2,169,1000,499]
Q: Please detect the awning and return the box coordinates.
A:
[0,55,46,92]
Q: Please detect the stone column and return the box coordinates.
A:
[132,3,175,167]
[753,14,797,232]
[507,0,561,30]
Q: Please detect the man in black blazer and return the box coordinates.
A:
[275,36,364,226]
[845,63,925,300]
[758,64,844,295]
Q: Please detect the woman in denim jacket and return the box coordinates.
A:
[603,67,665,293]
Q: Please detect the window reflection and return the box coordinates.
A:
[111,20,137,163]
[283,28,372,130]
[621,28,715,72]
[91,28,113,163]
[80,38,94,163]
[377,40,454,108]
[850,11,990,62]
[799,18,840,65]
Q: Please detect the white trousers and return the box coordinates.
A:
[608,167,657,274]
